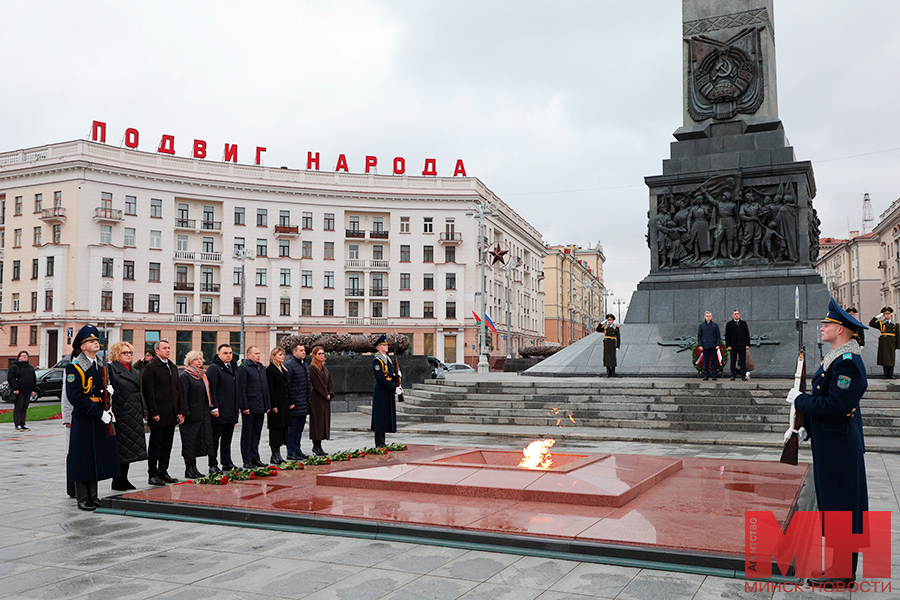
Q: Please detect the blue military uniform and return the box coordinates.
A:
[792,299,868,583]
[371,334,398,442]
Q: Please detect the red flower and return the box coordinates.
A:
[326,458,331,464]
[173,481,193,486]
[220,476,229,484]
[249,473,255,479]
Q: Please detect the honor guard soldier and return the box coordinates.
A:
[845,307,865,348]
[597,314,620,377]
[868,307,897,379]
[66,325,120,511]
[786,298,868,587]
[371,334,401,447]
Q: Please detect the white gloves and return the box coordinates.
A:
[100,410,113,424]
[798,427,809,443]
[395,387,404,397]
[785,388,801,405]
[107,384,115,395]
[876,313,884,320]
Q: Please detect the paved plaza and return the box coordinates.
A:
[1,401,898,599]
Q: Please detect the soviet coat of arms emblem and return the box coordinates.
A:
[687,27,764,121]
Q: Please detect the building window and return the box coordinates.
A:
[30,325,38,346]
[102,257,114,278]
[302,240,312,258]
[177,203,189,224]
[256,208,267,227]
[202,237,214,253]
[278,210,290,227]
[52,225,61,244]
[424,301,434,318]
[424,273,434,290]
[446,273,456,290]
[400,245,410,262]
[149,294,160,313]
[14,196,22,215]
[324,241,334,260]
[34,193,42,213]
[233,267,242,286]
[423,217,433,233]
[373,217,384,233]
[400,301,410,317]
[101,290,113,311]
[53,191,62,208]
[31,291,37,312]
[14,229,22,247]
[324,271,334,288]
[149,262,160,281]
[123,260,134,280]
[255,268,267,286]
[348,244,359,260]
[176,234,188,255]
[233,297,242,316]
[372,245,383,260]
[9,325,17,345]
[101,192,113,211]
[31,258,38,279]
[279,239,290,257]
[348,301,359,317]
[301,270,312,287]
[445,246,456,263]
[12,260,20,280]
[256,239,267,257]
[400,216,410,233]
[123,293,134,312]
[234,207,245,225]
[372,273,384,293]
[12,293,19,312]
[175,296,188,314]
[125,195,137,215]
[150,198,162,218]
[124,227,135,246]
[45,290,53,311]
[256,298,267,316]
[302,211,313,229]
[100,225,112,244]
[175,331,192,364]
[33,226,41,246]
[323,299,334,316]
[46,256,54,277]
[122,330,133,343]
[446,302,456,319]
[400,273,410,289]
[349,215,360,231]
[280,297,291,316]
[234,237,244,253]
[150,230,161,249]
[423,245,434,262]
[372,302,383,318]
[324,213,335,230]
[280,268,290,286]
[301,299,312,316]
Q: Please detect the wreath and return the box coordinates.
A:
[691,342,728,373]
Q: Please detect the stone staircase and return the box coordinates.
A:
[358,378,900,437]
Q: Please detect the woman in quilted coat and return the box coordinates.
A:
[108,342,148,491]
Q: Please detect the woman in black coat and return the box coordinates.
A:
[266,347,293,464]
[7,350,36,431]
[108,342,148,490]
[179,351,213,479]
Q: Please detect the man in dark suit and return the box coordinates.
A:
[725,309,751,381]
[237,346,270,468]
[284,342,312,460]
[697,311,721,381]
[206,344,239,473]
[141,339,184,485]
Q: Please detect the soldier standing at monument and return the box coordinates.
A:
[371,335,400,448]
[846,308,865,348]
[787,299,868,587]
[868,307,897,379]
[598,314,620,377]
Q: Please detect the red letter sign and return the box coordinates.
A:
[91,121,106,143]
[157,135,176,155]
[335,154,349,172]
[124,128,139,149]
[453,159,467,177]
[307,152,320,170]
[224,144,238,163]
[365,156,377,173]
[256,147,266,166]
[193,140,207,159]
[393,157,405,175]
[421,159,437,176]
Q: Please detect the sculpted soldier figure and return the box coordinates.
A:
[738,189,763,258]
[701,183,740,260]
[787,299,868,587]
[686,192,712,262]
[869,307,898,379]
[774,188,799,262]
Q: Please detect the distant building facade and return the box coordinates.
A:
[542,244,606,346]
[873,197,900,311]
[814,232,881,317]
[0,139,545,367]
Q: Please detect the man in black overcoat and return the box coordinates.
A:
[141,339,184,485]
[724,309,751,381]
[206,344,239,473]
[237,346,270,468]
[598,314,620,377]
[66,325,119,511]
[284,342,312,460]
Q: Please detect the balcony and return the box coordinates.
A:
[173,251,222,263]
[274,224,300,237]
[370,287,387,297]
[343,317,388,326]
[40,207,66,223]
[93,207,124,223]
[174,281,194,291]
[369,230,389,239]
[343,259,390,270]
[200,314,220,323]
[200,282,221,293]
[175,218,196,230]
[174,314,194,322]
[200,220,222,231]
[440,232,462,244]
[345,287,365,297]
[345,229,366,238]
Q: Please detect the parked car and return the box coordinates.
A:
[1,368,63,402]
[444,362,475,373]
[426,356,446,379]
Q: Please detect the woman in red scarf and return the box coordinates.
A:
[179,351,214,479]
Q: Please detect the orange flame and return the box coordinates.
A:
[518,439,555,470]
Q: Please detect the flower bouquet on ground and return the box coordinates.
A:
[228,466,280,481]
[276,461,305,470]
[348,449,368,459]
[303,455,331,466]
[195,473,230,485]
[364,446,388,455]
[385,442,407,451]
[328,450,352,462]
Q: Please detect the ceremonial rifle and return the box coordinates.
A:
[780,347,805,465]
[101,322,115,436]
[392,331,404,403]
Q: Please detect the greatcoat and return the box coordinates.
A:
[66,355,120,482]
[371,354,398,433]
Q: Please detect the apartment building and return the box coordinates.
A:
[542,244,606,345]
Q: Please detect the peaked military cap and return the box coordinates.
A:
[72,324,100,358]
[846,307,858,314]
[882,306,894,314]
[374,334,388,347]
[822,297,867,331]
[605,314,615,320]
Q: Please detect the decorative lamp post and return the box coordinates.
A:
[465,200,497,373]
[233,247,256,360]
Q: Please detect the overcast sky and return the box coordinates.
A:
[2,1,898,306]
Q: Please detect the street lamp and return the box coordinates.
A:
[465,200,497,373]
[233,246,256,360]
[613,298,628,323]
